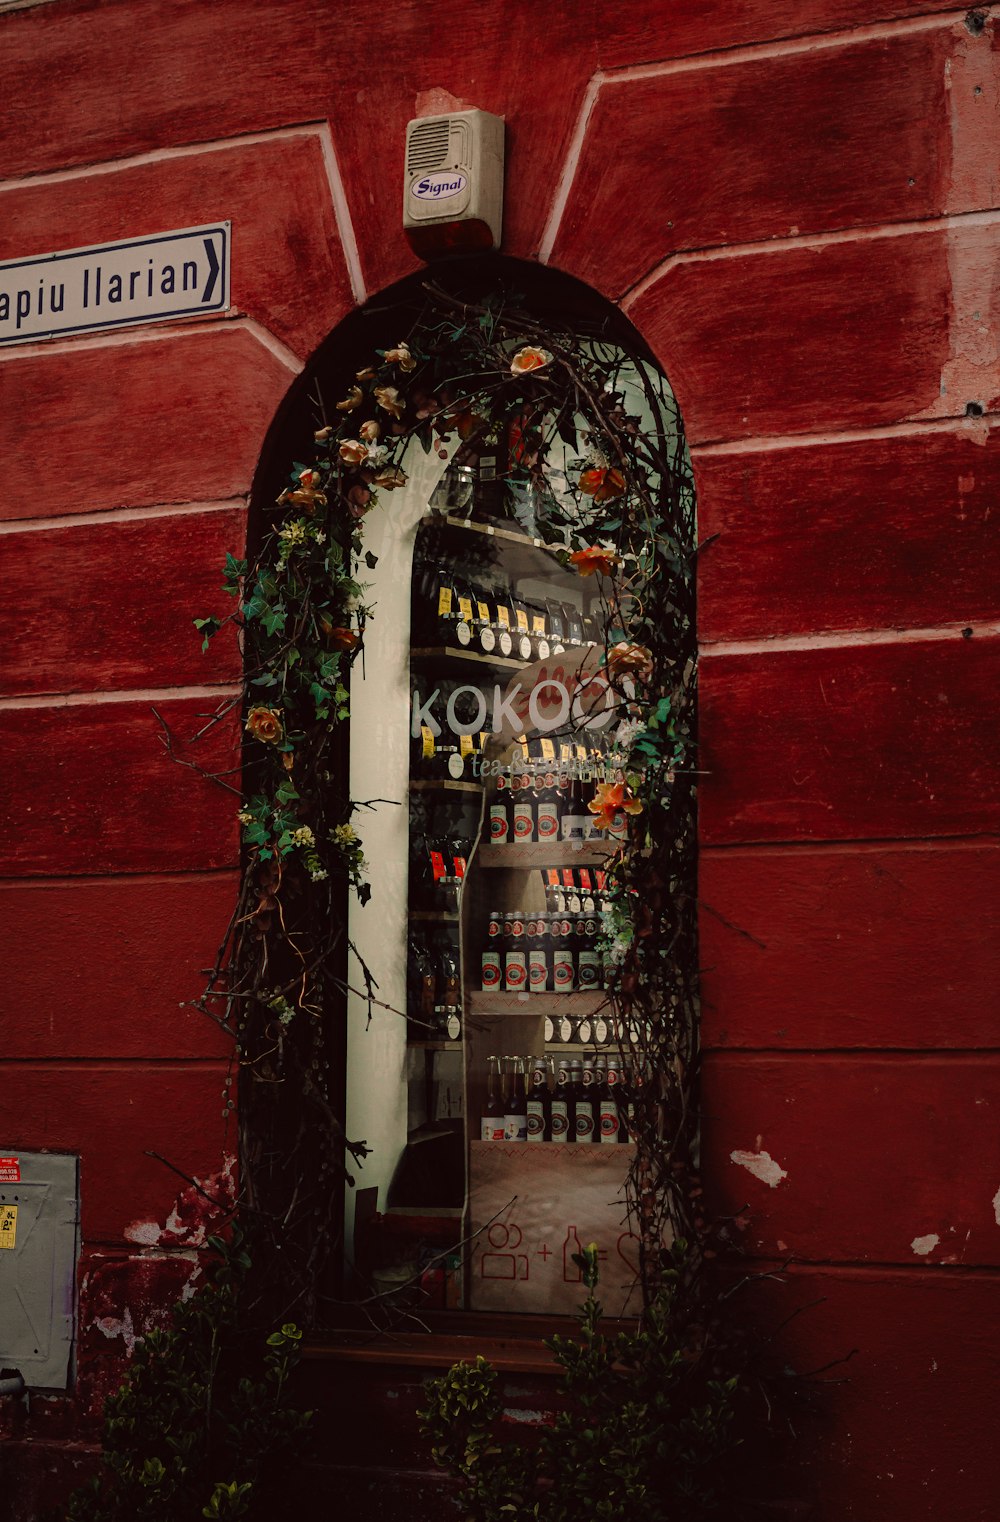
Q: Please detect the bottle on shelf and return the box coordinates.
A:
[529,603,550,661]
[546,599,566,654]
[552,899,575,993]
[528,910,552,994]
[601,1055,624,1143]
[550,1058,573,1143]
[493,585,515,657]
[489,778,513,845]
[407,935,437,1037]
[437,935,461,1008]
[435,567,460,647]
[534,740,560,844]
[453,576,476,651]
[572,1058,595,1143]
[481,1055,506,1141]
[526,1055,551,1142]
[564,600,585,648]
[511,591,534,662]
[471,582,497,655]
[481,907,503,992]
[577,903,601,990]
[504,1055,528,1142]
[513,784,535,844]
[503,908,528,993]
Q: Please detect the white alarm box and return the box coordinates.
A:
[403,110,504,257]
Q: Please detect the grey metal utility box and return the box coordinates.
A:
[0,1151,79,1388]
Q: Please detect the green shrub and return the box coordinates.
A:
[65,1233,312,1522]
[419,1241,770,1522]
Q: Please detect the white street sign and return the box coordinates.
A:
[0,223,230,346]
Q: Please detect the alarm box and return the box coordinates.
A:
[403,109,504,259]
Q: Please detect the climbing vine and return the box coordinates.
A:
[192,275,712,1320]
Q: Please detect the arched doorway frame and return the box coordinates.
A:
[222,257,700,1322]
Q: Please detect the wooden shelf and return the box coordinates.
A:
[408,1040,463,1051]
[410,909,460,923]
[410,778,482,795]
[545,1042,617,1054]
[411,644,525,674]
[469,1139,635,1156]
[420,512,561,552]
[468,990,611,1017]
[476,841,612,868]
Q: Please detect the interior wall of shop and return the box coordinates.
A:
[1,0,998,1516]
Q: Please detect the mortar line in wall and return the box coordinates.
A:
[540,8,973,261]
[0,867,238,888]
[538,73,604,265]
[700,833,1000,855]
[0,313,293,366]
[0,1057,233,1068]
[690,412,997,457]
[621,206,1000,310]
[0,119,336,192]
[315,120,366,305]
[0,498,246,535]
[602,6,975,83]
[0,682,240,710]
[700,620,1000,656]
[725,1258,1000,1277]
[701,1048,1000,1059]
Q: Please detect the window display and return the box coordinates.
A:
[347,452,648,1316]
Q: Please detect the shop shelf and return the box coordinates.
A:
[475,841,613,868]
[468,990,611,1018]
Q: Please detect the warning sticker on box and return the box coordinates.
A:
[0,1158,20,1183]
[0,1205,17,1249]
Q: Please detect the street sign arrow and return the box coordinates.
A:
[202,235,221,304]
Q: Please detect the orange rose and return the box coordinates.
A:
[607,642,653,683]
[339,439,369,466]
[279,486,326,514]
[336,386,364,412]
[328,626,359,651]
[385,342,416,372]
[587,780,643,831]
[372,467,407,490]
[510,345,552,375]
[359,419,380,443]
[579,466,626,503]
[569,546,621,578]
[374,385,405,419]
[245,706,283,745]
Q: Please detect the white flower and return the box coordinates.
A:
[238,810,253,825]
[333,823,358,847]
[310,867,329,882]
[291,825,316,847]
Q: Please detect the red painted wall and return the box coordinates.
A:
[1,0,997,1516]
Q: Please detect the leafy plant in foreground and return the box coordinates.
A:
[64,1233,312,1522]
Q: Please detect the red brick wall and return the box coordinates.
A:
[1,1,997,1515]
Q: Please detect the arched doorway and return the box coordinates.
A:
[234,259,698,1324]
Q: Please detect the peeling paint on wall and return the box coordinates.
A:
[123,1155,236,1248]
[911,1233,940,1256]
[730,1148,787,1188]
